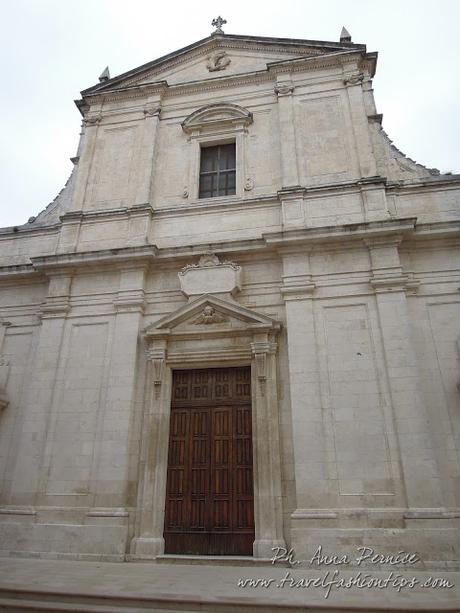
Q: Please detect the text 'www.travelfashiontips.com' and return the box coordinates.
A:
[236,546,454,599]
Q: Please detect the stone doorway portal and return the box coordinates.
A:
[130,291,285,559]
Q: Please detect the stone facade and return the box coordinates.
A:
[0,29,459,568]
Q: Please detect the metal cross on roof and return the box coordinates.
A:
[212,16,227,34]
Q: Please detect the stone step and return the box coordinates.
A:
[147,554,278,567]
[0,596,181,612]
[1,559,458,613]
[0,590,326,613]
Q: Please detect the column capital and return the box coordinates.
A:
[275,82,295,97]
[280,282,316,300]
[143,104,161,118]
[370,275,420,293]
[83,112,102,126]
[363,235,404,249]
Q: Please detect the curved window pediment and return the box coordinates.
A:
[182,103,253,135]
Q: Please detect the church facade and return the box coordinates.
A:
[0,23,459,567]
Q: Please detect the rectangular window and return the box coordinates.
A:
[199,143,236,199]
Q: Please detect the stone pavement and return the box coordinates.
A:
[0,557,459,612]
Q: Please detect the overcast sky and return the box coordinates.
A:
[0,0,458,227]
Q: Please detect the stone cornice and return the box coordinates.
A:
[0,223,61,238]
[267,49,372,76]
[77,49,373,110]
[264,218,418,248]
[0,264,41,280]
[403,221,460,242]
[154,193,279,218]
[280,283,316,300]
[0,220,458,280]
[79,81,168,109]
[59,204,154,224]
[30,245,157,272]
[167,70,271,96]
[3,176,459,239]
[386,174,460,193]
[369,275,420,293]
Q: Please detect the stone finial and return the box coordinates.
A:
[212,16,227,34]
[99,66,110,82]
[340,27,352,42]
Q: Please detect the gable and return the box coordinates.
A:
[81,34,366,95]
[131,45,317,87]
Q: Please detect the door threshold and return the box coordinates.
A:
[155,554,274,566]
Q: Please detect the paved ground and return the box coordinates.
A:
[0,557,459,612]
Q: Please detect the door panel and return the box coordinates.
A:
[164,367,254,555]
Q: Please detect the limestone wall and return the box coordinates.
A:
[0,34,458,564]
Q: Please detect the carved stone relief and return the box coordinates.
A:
[206,51,231,72]
[193,305,228,325]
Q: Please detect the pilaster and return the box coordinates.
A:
[279,251,329,514]
[135,100,161,205]
[0,320,11,410]
[93,265,147,508]
[250,334,286,556]
[275,76,300,189]
[130,337,170,557]
[278,187,306,230]
[8,273,71,504]
[342,67,377,179]
[69,111,102,212]
[365,238,443,509]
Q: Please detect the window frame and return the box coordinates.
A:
[181,103,253,203]
[198,142,237,199]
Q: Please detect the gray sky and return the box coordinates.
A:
[1,0,459,227]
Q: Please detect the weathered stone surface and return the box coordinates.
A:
[0,29,459,570]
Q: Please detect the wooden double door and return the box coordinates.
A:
[164,367,255,556]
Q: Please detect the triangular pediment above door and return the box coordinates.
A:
[143,294,280,340]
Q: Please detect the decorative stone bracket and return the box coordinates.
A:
[251,340,277,395]
[146,343,166,397]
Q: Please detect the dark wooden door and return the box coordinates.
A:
[164,367,254,556]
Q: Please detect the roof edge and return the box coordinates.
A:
[80,32,367,97]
